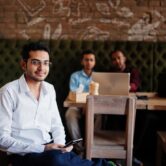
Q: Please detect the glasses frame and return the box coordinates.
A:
[25,59,52,67]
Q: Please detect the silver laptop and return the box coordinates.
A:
[91,72,130,95]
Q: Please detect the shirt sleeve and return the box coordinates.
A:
[130,68,141,92]
[69,73,79,91]
[0,89,45,154]
[50,86,66,145]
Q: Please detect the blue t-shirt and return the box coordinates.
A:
[69,70,92,92]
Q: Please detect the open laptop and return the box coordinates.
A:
[91,72,130,95]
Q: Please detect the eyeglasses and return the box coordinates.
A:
[30,59,52,67]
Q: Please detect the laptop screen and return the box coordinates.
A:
[91,72,130,95]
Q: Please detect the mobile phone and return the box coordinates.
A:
[136,95,148,100]
[64,138,83,148]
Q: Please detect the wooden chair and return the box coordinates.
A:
[156,131,166,166]
[85,95,136,166]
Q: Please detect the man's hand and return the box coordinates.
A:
[44,143,73,153]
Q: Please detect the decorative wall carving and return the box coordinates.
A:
[128,11,166,41]
[135,0,166,6]
[0,0,166,41]
[17,0,46,17]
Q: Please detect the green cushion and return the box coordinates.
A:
[153,42,166,91]
[0,39,164,112]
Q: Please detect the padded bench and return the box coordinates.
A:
[1,40,166,109]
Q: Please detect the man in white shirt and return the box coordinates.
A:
[0,42,111,166]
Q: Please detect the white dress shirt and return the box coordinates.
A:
[0,75,66,155]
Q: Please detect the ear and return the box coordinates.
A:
[20,59,27,71]
[94,59,96,66]
[123,55,127,63]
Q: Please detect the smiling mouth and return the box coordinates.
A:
[36,72,46,77]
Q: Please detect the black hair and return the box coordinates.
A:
[110,50,126,58]
[81,49,95,60]
[21,42,50,60]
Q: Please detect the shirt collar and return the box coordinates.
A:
[18,74,48,95]
[81,70,91,78]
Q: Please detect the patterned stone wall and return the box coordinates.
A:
[0,0,166,41]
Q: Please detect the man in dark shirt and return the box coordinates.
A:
[110,50,143,165]
[111,50,140,92]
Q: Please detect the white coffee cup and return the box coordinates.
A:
[89,82,99,95]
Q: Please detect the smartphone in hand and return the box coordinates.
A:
[64,138,83,148]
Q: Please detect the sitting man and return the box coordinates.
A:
[0,42,112,166]
[110,50,140,92]
[65,49,96,156]
[110,50,143,166]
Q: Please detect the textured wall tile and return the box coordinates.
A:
[0,0,166,41]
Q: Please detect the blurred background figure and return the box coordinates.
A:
[65,49,96,157]
[110,50,140,92]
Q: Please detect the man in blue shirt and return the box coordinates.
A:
[65,50,96,156]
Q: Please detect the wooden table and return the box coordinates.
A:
[64,92,166,111]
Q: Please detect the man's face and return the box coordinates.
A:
[111,51,126,71]
[21,50,50,82]
[81,53,96,71]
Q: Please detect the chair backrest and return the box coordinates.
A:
[85,95,136,165]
